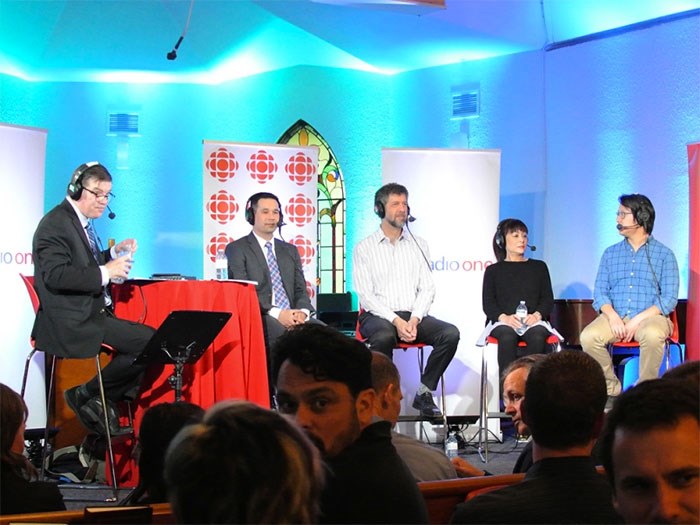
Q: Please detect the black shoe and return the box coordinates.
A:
[80,397,132,437]
[64,385,98,431]
[412,392,443,418]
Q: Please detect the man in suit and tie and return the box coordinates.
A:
[226,192,317,360]
[32,161,155,435]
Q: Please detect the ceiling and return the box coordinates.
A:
[1,0,698,83]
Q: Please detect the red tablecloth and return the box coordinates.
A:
[110,279,268,486]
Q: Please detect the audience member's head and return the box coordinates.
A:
[662,359,700,385]
[522,350,606,451]
[600,378,699,524]
[164,400,324,524]
[500,354,547,437]
[371,351,402,425]
[0,383,34,478]
[135,401,204,503]
[273,323,375,457]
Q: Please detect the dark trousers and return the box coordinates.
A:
[490,324,552,374]
[359,311,460,390]
[84,315,155,402]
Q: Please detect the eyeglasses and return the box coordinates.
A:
[616,211,632,218]
[84,187,115,202]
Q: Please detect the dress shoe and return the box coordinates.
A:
[64,385,98,432]
[80,397,132,437]
[412,391,443,418]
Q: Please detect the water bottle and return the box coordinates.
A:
[215,249,228,280]
[515,300,528,335]
[444,431,459,459]
[111,248,132,284]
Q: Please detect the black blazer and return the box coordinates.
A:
[225,232,313,315]
[31,199,111,358]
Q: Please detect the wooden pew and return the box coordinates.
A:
[418,473,525,524]
[0,503,175,525]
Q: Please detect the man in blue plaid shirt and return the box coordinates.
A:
[581,194,679,403]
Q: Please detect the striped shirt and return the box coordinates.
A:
[353,228,435,322]
[593,236,679,317]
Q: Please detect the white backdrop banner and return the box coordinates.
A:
[382,148,501,431]
[0,123,48,427]
[202,141,319,304]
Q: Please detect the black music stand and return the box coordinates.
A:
[134,310,232,402]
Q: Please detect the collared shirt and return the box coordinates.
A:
[251,231,309,320]
[352,228,435,322]
[593,236,679,317]
[65,197,110,286]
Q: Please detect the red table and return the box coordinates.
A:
[110,279,268,486]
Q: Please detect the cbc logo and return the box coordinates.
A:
[206,148,239,182]
[207,233,235,263]
[284,194,316,226]
[285,152,316,186]
[289,235,315,265]
[306,281,315,300]
[206,191,239,225]
[247,150,278,184]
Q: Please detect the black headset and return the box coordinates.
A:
[374,183,409,219]
[494,222,505,249]
[245,192,283,226]
[67,161,102,200]
[620,194,655,234]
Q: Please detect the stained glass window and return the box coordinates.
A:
[277,120,346,294]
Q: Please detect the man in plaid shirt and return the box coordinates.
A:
[581,194,679,405]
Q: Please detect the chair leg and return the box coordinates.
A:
[478,344,489,462]
[95,356,118,491]
[20,348,38,399]
[40,355,57,480]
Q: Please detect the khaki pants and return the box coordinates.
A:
[580,313,672,396]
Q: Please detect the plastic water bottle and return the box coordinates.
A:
[515,300,528,335]
[111,248,132,284]
[215,249,228,280]
[445,431,459,459]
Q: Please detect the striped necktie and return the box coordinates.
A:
[265,241,291,310]
[85,221,100,261]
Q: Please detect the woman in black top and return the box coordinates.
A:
[0,383,65,515]
[482,219,556,374]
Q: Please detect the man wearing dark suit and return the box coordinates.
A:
[225,192,317,357]
[451,351,622,524]
[31,161,155,435]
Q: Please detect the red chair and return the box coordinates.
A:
[19,274,121,490]
[478,333,560,462]
[608,310,682,388]
[355,310,447,426]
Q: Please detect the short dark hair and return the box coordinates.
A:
[500,353,547,387]
[493,218,529,261]
[522,350,606,450]
[272,324,373,397]
[662,360,700,385]
[374,183,408,217]
[599,378,699,488]
[619,193,655,234]
[370,351,400,393]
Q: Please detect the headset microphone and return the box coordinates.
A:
[616,224,640,231]
[107,204,116,220]
[528,245,537,251]
[407,214,416,223]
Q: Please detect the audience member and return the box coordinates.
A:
[662,359,700,384]
[274,324,429,524]
[164,400,324,524]
[600,378,699,524]
[353,182,460,418]
[121,401,204,505]
[451,351,622,524]
[581,193,679,406]
[32,161,155,435]
[480,219,557,374]
[371,351,462,480]
[0,383,65,515]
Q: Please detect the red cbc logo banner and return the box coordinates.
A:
[207,233,235,263]
[285,152,316,186]
[206,190,239,225]
[306,280,315,300]
[284,194,316,226]
[206,148,239,182]
[247,150,278,183]
[289,235,315,265]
